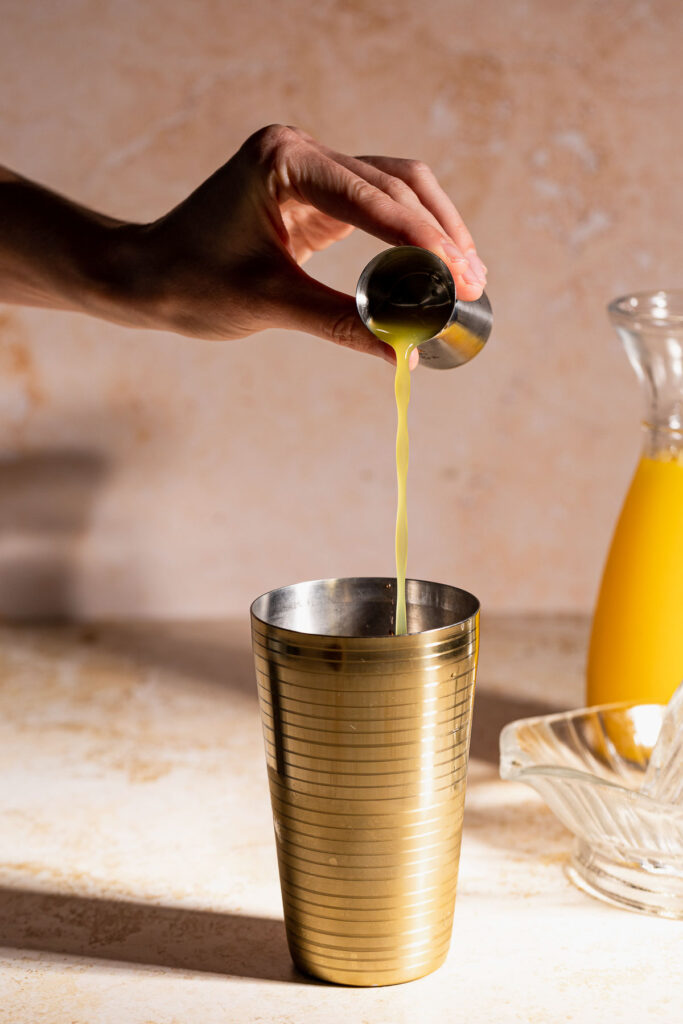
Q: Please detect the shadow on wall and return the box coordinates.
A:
[0,451,108,619]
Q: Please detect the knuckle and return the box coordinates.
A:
[262,123,294,146]
[246,123,297,161]
[408,159,431,177]
[404,158,434,185]
[285,124,312,141]
[348,176,380,208]
[384,176,415,203]
[328,311,360,346]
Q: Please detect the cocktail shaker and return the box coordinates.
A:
[251,576,479,986]
[356,245,492,369]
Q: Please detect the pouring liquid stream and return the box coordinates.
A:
[358,248,492,638]
[371,311,444,635]
[390,333,416,635]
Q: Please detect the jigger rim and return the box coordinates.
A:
[250,575,480,640]
[355,245,456,337]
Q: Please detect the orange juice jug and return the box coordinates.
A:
[587,291,683,706]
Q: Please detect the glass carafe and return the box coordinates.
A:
[587,290,683,706]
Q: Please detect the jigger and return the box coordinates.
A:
[356,245,492,369]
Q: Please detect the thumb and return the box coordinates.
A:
[269,265,397,364]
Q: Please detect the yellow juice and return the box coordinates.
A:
[587,453,683,706]
[370,319,424,635]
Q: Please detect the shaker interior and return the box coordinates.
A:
[251,576,479,637]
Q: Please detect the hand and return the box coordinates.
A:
[139,125,487,364]
[0,125,487,366]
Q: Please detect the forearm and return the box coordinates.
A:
[0,130,486,358]
[0,168,156,328]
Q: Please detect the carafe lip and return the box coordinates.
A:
[609,289,683,330]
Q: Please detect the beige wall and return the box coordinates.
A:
[1,0,681,618]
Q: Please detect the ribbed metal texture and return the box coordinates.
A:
[251,578,479,986]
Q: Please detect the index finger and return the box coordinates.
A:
[271,133,471,276]
[358,156,473,251]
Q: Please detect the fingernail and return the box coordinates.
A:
[460,265,485,287]
[465,251,487,285]
[441,241,468,268]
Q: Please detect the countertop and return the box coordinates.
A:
[0,615,679,1023]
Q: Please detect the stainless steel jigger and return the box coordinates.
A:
[356,245,492,369]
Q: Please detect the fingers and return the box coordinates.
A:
[359,155,487,288]
[266,262,410,367]
[279,200,355,264]
[306,144,486,303]
[359,157,472,248]
[261,127,471,280]
[243,126,487,316]
[310,141,447,239]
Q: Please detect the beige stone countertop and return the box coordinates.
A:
[0,616,679,1024]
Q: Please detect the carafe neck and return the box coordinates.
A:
[609,291,683,457]
[641,421,683,458]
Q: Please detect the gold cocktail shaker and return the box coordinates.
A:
[251,576,479,986]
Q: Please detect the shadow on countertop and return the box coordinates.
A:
[0,886,309,982]
[469,691,564,766]
[85,621,259,699]
[0,620,260,700]
[0,622,568,750]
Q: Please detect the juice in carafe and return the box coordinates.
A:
[586,290,683,707]
[587,452,683,705]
